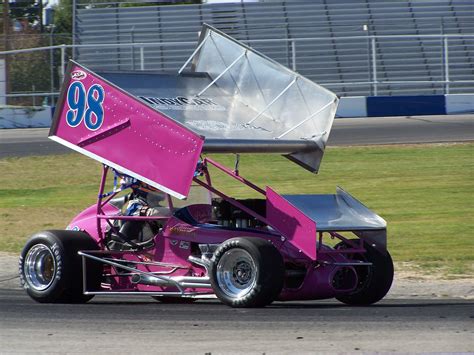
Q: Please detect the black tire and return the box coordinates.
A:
[19,230,101,303]
[335,239,394,306]
[210,237,284,308]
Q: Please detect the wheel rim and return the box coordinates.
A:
[24,244,56,291]
[216,248,257,299]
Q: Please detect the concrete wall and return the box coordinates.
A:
[445,94,474,115]
[0,107,52,128]
[1,94,472,128]
[336,94,474,118]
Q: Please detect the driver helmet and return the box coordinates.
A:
[132,181,166,206]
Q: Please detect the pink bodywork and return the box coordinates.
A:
[266,187,317,260]
[66,165,351,300]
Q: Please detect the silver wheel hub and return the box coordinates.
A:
[216,249,257,299]
[24,244,56,291]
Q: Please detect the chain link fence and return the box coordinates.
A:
[1,31,72,106]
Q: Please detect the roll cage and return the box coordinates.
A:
[95,157,368,258]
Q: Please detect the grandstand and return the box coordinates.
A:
[75,0,474,97]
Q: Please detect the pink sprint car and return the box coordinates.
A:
[20,25,393,307]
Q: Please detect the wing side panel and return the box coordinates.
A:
[49,62,204,199]
[266,187,317,261]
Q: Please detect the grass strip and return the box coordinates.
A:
[1,143,472,277]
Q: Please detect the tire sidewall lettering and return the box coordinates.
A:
[51,243,63,281]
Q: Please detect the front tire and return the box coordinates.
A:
[210,237,284,308]
[335,239,394,305]
[19,230,100,303]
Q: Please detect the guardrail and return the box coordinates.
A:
[1,33,473,105]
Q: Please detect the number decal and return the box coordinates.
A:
[66,81,86,127]
[85,85,105,131]
[66,82,105,130]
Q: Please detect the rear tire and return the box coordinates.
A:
[19,230,100,303]
[335,239,394,305]
[210,237,284,308]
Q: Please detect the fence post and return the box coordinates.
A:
[60,44,66,84]
[50,32,55,106]
[140,46,145,70]
[371,37,378,96]
[72,0,76,59]
[444,36,450,94]
[131,27,135,70]
[291,40,296,71]
[32,84,36,106]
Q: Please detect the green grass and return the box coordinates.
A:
[1,143,473,277]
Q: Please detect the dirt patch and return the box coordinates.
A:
[0,252,20,289]
[2,252,473,299]
[389,262,474,300]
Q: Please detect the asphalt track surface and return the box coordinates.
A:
[0,115,473,158]
[1,115,473,353]
[0,289,473,354]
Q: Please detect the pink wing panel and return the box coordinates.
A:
[266,187,317,260]
[49,62,204,199]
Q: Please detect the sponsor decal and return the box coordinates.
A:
[169,225,196,236]
[139,95,226,112]
[71,70,87,81]
[187,120,271,133]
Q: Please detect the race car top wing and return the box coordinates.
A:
[187,24,339,173]
[92,24,338,174]
[49,24,339,198]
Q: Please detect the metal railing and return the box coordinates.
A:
[1,33,473,105]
